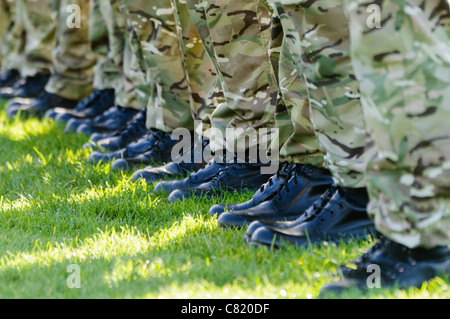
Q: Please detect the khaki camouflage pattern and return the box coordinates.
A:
[270,0,368,188]
[115,32,149,110]
[90,0,145,109]
[185,0,279,154]
[171,0,224,140]
[89,0,115,91]
[1,0,27,73]
[45,0,96,101]
[121,0,194,132]
[345,0,450,248]
[268,10,324,166]
[15,0,56,77]
[0,0,12,65]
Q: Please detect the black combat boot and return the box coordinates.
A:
[131,139,210,184]
[75,105,139,136]
[87,129,170,164]
[217,164,334,229]
[84,108,148,152]
[0,74,49,99]
[0,69,20,88]
[45,88,115,122]
[166,156,273,203]
[247,186,376,248]
[13,91,78,118]
[153,156,227,195]
[320,238,450,296]
[110,129,181,170]
[209,163,294,217]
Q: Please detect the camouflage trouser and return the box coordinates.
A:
[268,10,324,166]
[345,0,450,248]
[270,0,368,188]
[0,0,12,65]
[121,0,194,132]
[90,0,116,91]
[15,0,56,78]
[184,0,324,168]
[45,0,96,101]
[185,0,279,155]
[171,0,224,139]
[90,0,145,110]
[116,27,148,110]
[1,0,26,72]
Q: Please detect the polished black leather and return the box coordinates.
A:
[87,129,171,164]
[76,106,139,135]
[17,91,78,118]
[0,69,19,88]
[131,139,209,183]
[6,97,34,118]
[208,162,294,217]
[248,187,375,248]
[217,164,334,228]
[89,109,148,152]
[65,105,120,133]
[132,161,204,183]
[110,131,180,170]
[153,158,227,194]
[167,160,273,202]
[0,74,49,99]
[46,89,115,122]
[321,238,450,294]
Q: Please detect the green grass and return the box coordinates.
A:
[0,99,448,299]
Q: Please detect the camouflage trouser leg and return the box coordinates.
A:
[268,10,324,166]
[345,0,450,248]
[1,0,26,72]
[115,31,148,110]
[122,0,194,132]
[91,0,128,92]
[272,0,368,188]
[89,0,112,90]
[171,0,224,140]
[45,0,96,101]
[0,0,11,65]
[185,0,279,155]
[15,0,55,78]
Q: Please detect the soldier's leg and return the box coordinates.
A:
[47,0,118,123]
[0,0,24,88]
[185,0,279,158]
[130,0,225,183]
[45,0,96,101]
[322,0,450,294]
[16,0,97,118]
[152,0,281,202]
[16,0,55,78]
[87,0,188,167]
[91,0,195,170]
[247,0,376,247]
[71,0,146,142]
[211,6,336,227]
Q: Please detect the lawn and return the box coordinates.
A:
[0,99,448,299]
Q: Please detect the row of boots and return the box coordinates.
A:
[2,69,448,294]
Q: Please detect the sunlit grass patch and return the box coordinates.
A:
[0,99,448,299]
